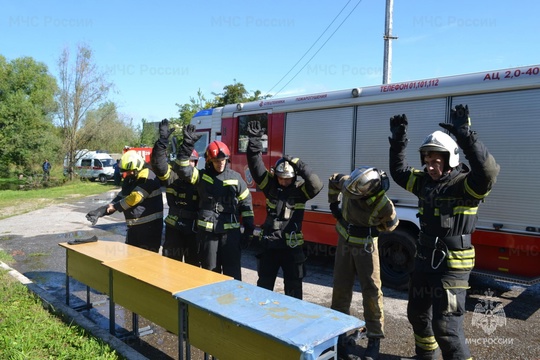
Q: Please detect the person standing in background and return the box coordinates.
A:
[42,159,51,181]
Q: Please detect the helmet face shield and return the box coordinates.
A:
[344,166,389,198]
[274,158,295,179]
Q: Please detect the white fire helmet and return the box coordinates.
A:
[419,130,460,168]
[344,166,390,199]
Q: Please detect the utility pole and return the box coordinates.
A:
[382,0,398,84]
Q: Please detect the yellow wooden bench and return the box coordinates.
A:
[60,240,151,308]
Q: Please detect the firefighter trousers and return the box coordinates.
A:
[198,229,242,281]
[162,226,199,266]
[256,246,306,300]
[407,260,472,360]
[125,218,163,253]
[331,235,384,338]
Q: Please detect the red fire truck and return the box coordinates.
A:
[123,146,153,164]
[191,64,540,289]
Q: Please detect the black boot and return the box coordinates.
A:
[337,334,362,360]
[403,347,441,360]
[364,337,381,360]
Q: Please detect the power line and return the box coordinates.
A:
[265,0,364,98]
[264,0,353,96]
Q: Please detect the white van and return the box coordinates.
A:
[64,150,115,183]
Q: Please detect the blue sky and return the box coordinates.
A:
[2,1,538,127]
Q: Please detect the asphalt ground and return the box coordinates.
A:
[0,189,539,360]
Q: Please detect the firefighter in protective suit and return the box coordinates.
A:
[151,119,199,265]
[246,120,323,300]
[171,124,254,280]
[388,104,500,360]
[328,167,398,360]
[86,150,164,252]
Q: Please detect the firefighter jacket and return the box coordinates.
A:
[172,157,254,234]
[112,167,164,227]
[151,140,199,233]
[328,173,398,245]
[246,147,323,249]
[389,130,500,271]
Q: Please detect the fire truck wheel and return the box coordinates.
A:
[378,227,417,290]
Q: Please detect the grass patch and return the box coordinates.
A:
[0,251,13,264]
[0,179,124,358]
[0,267,121,359]
[29,252,51,257]
[0,179,118,220]
[0,179,122,360]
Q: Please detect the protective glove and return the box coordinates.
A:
[241,231,253,249]
[178,124,202,158]
[158,119,175,146]
[283,155,305,173]
[183,124,202,146]
[247,121,264,154]
[439,104,471,140]
[247,121,264,138]
[390,114,408,141]
[68,235,98,245]
[241,223,255,249]
[329,202,342,220]
[85,205,108,226]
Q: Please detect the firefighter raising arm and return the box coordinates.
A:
[171,124,203,185]
[246,120,268,184]
[387,105,500,360]
[246,120,322,300]
[439,104,500,196]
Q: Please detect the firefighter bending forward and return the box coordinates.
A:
[246,120,323,300]
[328,167,398,360]
[151,119,200,265]
[86,150,164,252]
[172,124,254,280]
[388,105,499,360]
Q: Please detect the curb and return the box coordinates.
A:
[0,261,149,360]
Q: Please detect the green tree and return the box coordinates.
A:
[172,81,268,156]
[138,118,159,148]
[176,88,215,126]
[212,80,269,107]
[57,44,113,180]
[212,81,244,106]
[0,55,60,175]
[78,102,139,153]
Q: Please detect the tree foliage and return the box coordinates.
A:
[57,44,114,180]
[0,44,269,180]
[176,81,268,127]
[78,102,139,153]
[139,119,159,148]
[175,88,214,127]
[0,55,59,174]
[211,79,266,107]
